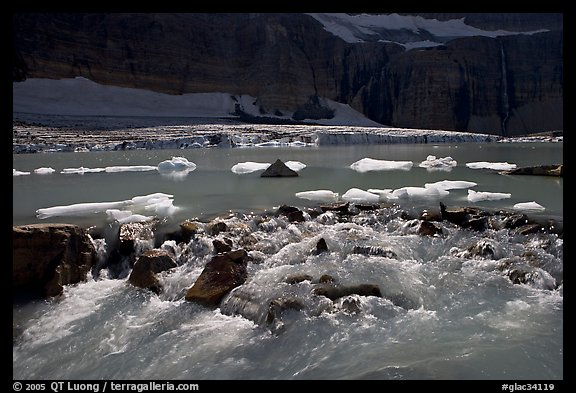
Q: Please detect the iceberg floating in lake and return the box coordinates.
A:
[425,180,477,191]
[37,200,133,219]
[341,188,380,203]
[285,161,307,172]
[389,186,449,200]
[350,157,413,173]
[367,189,393,199]
[513,201,545,211]
[105,165,157,172]
[61,167,106,174]
[13,169,31,176]
[37,192,179,219]
[105,209,154,224]
[466,161,517,171]
[418,155,457,171]
[295,190,339,203]
[467,190,512,202]
[34,167,56,175]
[231,162,271,174]
[157,156,197,172]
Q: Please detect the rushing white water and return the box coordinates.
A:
[13,204,563,380]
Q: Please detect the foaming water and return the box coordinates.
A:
[13,204,562,379]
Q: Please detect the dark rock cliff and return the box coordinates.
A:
[12,13,562,134]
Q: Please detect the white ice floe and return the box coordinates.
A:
[513,201,545,211]
[341,188,380,203]
[466,161,517,171]
[389,186,449,200]
[37,192,179,219]
[424,180,477,191]
[13,169,31,176]
[231,161,306,174]
[61,167,106,174]
[285,161,307,172]
[231,162,271,174]
[157,156,197,172]
[467,190,512,203]
[105,209,154,224]
[418,155,457,171]
[37,200,133,219]
[104,165,158,172]
[350,157,413,173]
[367,188,394,199]
[34,167,56,175]
[295,190,339,203]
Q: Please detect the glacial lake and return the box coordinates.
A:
[13,142,563,228]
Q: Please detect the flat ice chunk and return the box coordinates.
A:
[513,201,545,211]
[295,190,339,203]
[367,188,393,199]
[350,157,413,173]
[231,162,271,174]
[33,167,56,175]
[467,190,512,202]
[425,180,477,190]
[341,188,380,203]
[466,161,517,171]
[284,161,307,172]
[104,165,157,172]
[131,192,174,206]
[13,169,31,176]
[418,155,457,171]
[36,200,132,219]
[157,156,197,172]
[389,186,449,200]
[61,167,106,174]
[105,209,154,223]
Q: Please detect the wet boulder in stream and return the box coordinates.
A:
[185,249,248,306]
[128,249,177,294]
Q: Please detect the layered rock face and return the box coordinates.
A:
[12,13,562,134]
[13,224,96,297]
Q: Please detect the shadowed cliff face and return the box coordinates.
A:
[13,13,562,134]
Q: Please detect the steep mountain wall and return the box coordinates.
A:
[13,13,562,134]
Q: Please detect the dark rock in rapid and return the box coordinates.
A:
[502,164,563,177]
[417,221,444,237]
[420,209,443,222]
[314,238,329,255]
[313,284,382,301]
[352,245,397,259]
[213,238,233,254]
[206,221,228,236]
[439,203,490,231]
[463,239,499,259]
[317,274,335,284]
[514,223,543,236]
[128,249,177,294]
[185,249,248,306]
[321,202,352,215]
[277,205,305,222]
[13,224,96,297]
[260,159,298,177]
[285,274,313,284]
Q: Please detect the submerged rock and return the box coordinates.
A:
[285,274,314,284]
[185,249,248,306]
[312,284,382,301]
[128,249,177,293]
[260,159,298,177]
[417,221,444,237]
[13,224,96,297]
[314,238,329,254]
